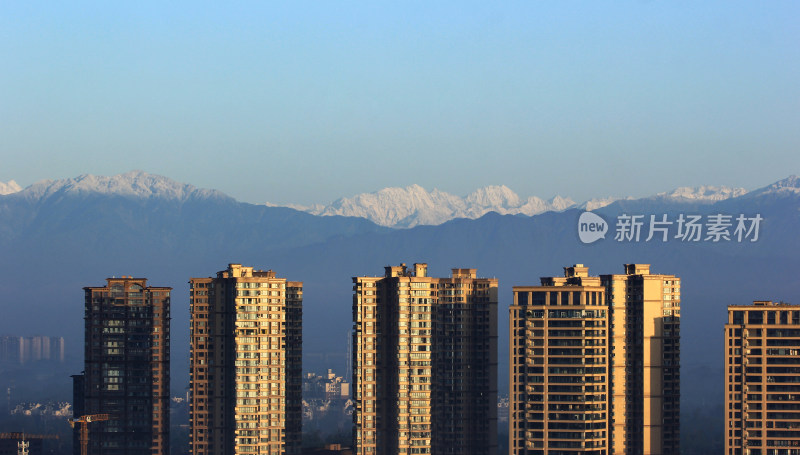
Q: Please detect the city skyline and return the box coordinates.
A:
[0,170,796,409]
[1,257,797,454]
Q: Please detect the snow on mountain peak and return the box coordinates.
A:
[19,171,229,202]
[0,180,22,195]
[747,175,800,197]
[277,185,574,228]
[579,197,626,211]
[268,177,795,228]
[776,175,800,188]
[465,185,521,208]
[549,195,577,211]
[656,185,748,202]
[761,175,800,192]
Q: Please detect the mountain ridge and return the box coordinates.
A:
[12,170,231,203]
[5,172,793,229]
[268,181,759,228]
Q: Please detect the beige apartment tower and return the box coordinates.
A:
[190,264,302,455]
[509,264,680,455]
[353,263,498,455]
[725,301,800,454]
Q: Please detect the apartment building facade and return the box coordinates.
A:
[189,264,302,455]
[352,263,498,455]
[76,277,171,455]
[725,301,800,454]
[509,264,680,455]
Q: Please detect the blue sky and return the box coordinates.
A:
[1,1,798,204]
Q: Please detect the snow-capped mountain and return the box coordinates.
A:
[271,182,754,228]
[281,184,577,228]
[0,180,22,195]
[652,185,748,202]
[12,170,230,202]
[579,197,629,211]
[743,175,800,198]
[0,170,383,245]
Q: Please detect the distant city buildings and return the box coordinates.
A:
[304,369,350,401]
[73,277,171,455]
[189,264,303,455]
[497,394,510,427]
[725,300,800,454]
[509,264,680,455]
[352,263,498,455]
[0,336,65,364]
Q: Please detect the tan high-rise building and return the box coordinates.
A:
[725,301,800,454]
[77,277,171,455]
[601,264,681,455]
[510,265,609,455]
[352,263,498,455]
[190,264,302,455]
[509,264,680,455]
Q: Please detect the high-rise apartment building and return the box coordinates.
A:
[509,264,680,455]
[189,264,302,455]
[352,263,498,455]
[75,277,171,455]
[510,265,609,455]
[725,301,800,454]
[602,264,681,454]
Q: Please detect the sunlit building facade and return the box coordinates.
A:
[510,264,680,455]
[601,264,681,455]
[725,301,800,455]
[353,263,498,455]
[190,264,302,455]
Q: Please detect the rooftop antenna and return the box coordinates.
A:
[17,438,28,455]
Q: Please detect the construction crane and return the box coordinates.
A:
[69,414,109,455]
[0,433,59,455]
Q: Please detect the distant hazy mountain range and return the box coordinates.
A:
[4,173,752,229]
[0,170,798,414]
[267,182,750,228]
